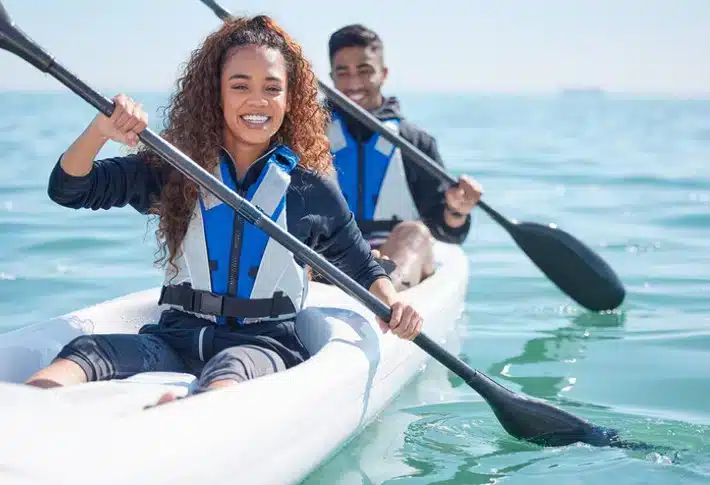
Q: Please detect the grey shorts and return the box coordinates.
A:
[56,309,310,392]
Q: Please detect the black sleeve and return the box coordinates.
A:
[47,153,167,214]
[297,170,389,290]
[401,126,471,245]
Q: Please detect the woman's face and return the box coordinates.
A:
[220,44,289,149]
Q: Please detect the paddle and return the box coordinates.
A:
[199,0,626,313]
[0,1,625,449]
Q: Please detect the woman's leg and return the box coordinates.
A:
[198,344,287,389]
[26,358,88,388]
[152,344,287,405]
[25,333,188,388]
[376,221,436,290]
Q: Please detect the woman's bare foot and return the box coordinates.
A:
[144,392,180,410]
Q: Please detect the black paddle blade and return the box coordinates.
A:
[199,0,232,20]
[0,1,13,45]
[415,334,622,448]
[0,1,53,72]
[468,371,619,447]
[510,221,625,312]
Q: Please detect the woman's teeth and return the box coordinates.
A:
[241,114,269,125]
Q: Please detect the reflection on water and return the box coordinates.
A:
[398,425,549,485]
[486,311,627,401]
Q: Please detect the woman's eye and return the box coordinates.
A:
[231,84,248,90]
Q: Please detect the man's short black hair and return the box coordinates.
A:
[328,24,383,60]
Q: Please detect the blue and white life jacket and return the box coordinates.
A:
[327,111,418,233]
[159,145,308,325]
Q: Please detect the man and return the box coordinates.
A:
[326,24,483,289]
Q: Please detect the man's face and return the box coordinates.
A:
[330,45,388,111]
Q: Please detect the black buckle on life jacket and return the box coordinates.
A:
[193,291,224,316]
[159,283,224,315]
[159,284,295,320]
[269,291,285,318]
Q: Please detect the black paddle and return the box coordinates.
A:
[0,1,628,448]
[200,0,626,313]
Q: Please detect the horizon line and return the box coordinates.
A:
[1,87,709,101]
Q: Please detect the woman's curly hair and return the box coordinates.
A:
[140,15,333,275]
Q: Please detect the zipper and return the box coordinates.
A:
[226,159,246,326]
[228,188,245,298]
[357,140,365,220]
[220,145,276,326]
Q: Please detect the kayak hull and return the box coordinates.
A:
[0,241,468,485]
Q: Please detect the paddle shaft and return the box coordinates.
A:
[317,81,514,227]
[15,65,391,321]
[1,3,633,448]
[0,5,493,379]
[196,0,528,391]
[194,0,629,446]
[198,0,510,228]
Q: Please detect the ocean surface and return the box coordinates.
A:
[1,91,709,484]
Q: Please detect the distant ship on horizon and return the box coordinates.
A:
[559,86,606,96]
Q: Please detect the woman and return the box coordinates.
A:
[25,15,423,404]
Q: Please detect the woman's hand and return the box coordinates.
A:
[60,93,149,177]
[369,277,423,341]
[89,93,149,148]
[376,299,423,341]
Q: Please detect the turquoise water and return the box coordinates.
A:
[1,91,709,483]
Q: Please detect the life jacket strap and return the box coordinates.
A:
[159,283,295,319]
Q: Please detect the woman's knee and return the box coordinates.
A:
[27,333,137,387]
[197,345,285,391]
[52,333,179,382]
[53,334,114,382]
[26,357,89,388]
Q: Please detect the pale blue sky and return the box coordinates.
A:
[1,0,708,96]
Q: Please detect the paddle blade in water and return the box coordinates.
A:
[468,371,619,447]
[415,333,623,447]
[510,221,625,311]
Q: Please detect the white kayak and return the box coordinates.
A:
[0,241,468,485]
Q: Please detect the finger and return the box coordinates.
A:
[114,99,135,130]
[390,307,408,338]
[376,317,389,334]
[461,184,477,202]
[400,305,414,325]
[109,94,126,124]
[389,303,403,331]
[134,105,149,135]
[457,177,482,206]
[461,175,483,196]
[410,315,423,340]
[122,111,141,134]
[395,316,413,339]
[446,190,466,212]
[394,306,415,339]
[445,185,464,204]
[404,311,420,340]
